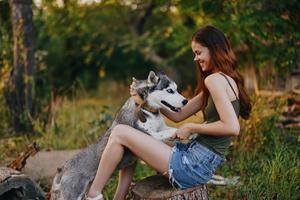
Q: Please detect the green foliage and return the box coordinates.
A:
[34,101,114,150]
[87,105,113,140]
[0,1,12,136]
[0,0,13,64]
[0,94,9,137]
[1,1,298,89]
[210,95,300,199]
[34,0,154,97]
[32,81,128,150]
[243,146,299,199]
[2,1,298,122]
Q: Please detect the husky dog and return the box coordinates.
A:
[50,71,188,200]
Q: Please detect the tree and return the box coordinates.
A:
[5,0,35,134]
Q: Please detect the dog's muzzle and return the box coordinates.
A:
[182,99,188,106]
[161,99,188,112]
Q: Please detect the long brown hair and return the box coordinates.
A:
[192,25,251,119]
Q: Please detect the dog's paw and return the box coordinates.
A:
[162,138,176,146]
[188,133,198,140]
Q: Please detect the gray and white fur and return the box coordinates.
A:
[50,71,188,200]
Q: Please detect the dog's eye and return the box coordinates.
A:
[166,89,174,94]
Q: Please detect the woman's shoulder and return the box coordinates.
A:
[204,72,226,86]
[205,72,239,100]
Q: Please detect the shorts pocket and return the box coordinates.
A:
[180,153,214,185]
[171,168,199,189]
[184,161,213,185]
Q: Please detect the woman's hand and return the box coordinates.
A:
[172,123,195,139]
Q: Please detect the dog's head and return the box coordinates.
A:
[133,71,188,112]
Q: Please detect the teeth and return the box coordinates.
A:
[174,108,181,112]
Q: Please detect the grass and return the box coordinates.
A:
[0,82,299,199]
[210,94,300,200]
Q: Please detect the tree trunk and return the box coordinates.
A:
[130,175,209,200]
[5,0,35,134]
[0,167,45,200]
[240,63,259,95]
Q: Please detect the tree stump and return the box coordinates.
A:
[0,167,45,200]
[131,175,208,200]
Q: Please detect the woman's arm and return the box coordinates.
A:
[175,74,240,138]
[160,93,203,123]
[188,120,239,136]
[130,79,202,123]
[193,74,240,136]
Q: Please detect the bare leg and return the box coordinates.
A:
[87,134,125,197]
[113,162,137,200]
[87,124,172,198]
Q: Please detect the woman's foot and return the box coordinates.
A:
[85,192,103,200]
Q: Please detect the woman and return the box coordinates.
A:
[85,25,252,200]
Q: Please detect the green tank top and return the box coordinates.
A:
[196,73,240,156]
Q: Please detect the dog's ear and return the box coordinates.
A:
[147,71,159,85]
[132,77,147,90]
[158,70,166,76]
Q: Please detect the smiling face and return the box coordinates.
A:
[191,41,211,72]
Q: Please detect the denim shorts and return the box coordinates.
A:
[168,140,224,189]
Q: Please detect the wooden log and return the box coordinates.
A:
[131,175,208,200]
[8,142,40,171]
[22,149,81,183]
[0,167,45,200]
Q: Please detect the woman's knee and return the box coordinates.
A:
[109,124,131,142]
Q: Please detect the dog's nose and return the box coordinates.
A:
[182,99,188,105]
